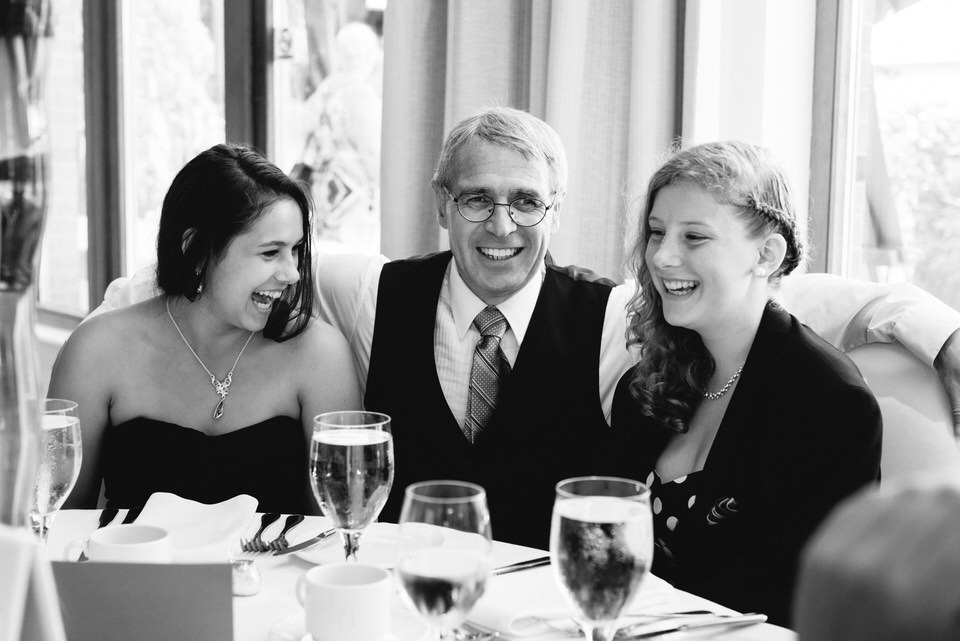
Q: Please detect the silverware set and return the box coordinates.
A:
[239,512,310,553]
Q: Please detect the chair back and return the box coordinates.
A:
[846,343,960,482]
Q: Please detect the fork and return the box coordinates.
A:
[240,512,281,552]
[269,514,305,552]
[455,621,500,641]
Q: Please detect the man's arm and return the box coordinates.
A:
[778,272,960,433]
[314,252,386,392]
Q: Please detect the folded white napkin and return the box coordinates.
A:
[470,565,675,637]
[136,492,258,562]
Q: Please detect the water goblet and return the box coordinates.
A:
[550,476,653,641]
[395,480,493,640]
[30,399,83,542]
[310,410,394,561]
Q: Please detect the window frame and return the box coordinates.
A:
[37,0,272,328]
[808,0,865,275]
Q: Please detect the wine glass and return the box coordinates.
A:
[550,476,653,641]
[30,399,83,542]
[310,410,394,561]
[395,480,493,640]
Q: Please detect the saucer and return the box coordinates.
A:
[269,606,431,641]
[296,522,443,568]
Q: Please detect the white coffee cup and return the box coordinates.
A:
[296,563,392,641]
[65,524,173,563]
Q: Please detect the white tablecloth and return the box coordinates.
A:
[46,510,797,641]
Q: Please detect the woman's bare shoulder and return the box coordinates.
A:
[282,317,352,354]
[82,296,163,332]
[62,297,165,358]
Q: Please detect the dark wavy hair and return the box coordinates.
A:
[624,140,806,432]
[155,143,315,342]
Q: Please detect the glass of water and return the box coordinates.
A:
[30,399,83,542]
[310,411,394,561]
[550,476,653,641]
[395,480,493,639]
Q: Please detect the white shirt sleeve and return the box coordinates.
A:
[315,253,386,389]
[776,273,960,368]
[598,280,640,424]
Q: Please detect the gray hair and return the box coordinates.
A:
[431,107,568,202]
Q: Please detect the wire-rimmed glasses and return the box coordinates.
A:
[446,188,554,227]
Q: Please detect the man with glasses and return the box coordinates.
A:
[354,108,628,545]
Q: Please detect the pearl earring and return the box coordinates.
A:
[754,268,767,278]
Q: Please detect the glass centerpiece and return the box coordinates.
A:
[0,0,53,527]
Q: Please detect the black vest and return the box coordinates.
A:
[365,252,628,548]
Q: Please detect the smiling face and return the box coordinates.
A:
[204,197,304,331]
[437,140,560,306]
[645,181,771,340]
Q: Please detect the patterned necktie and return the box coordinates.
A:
[464,306,511,443]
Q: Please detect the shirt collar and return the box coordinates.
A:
[449,259,545,344]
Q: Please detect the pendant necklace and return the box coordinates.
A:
[702,365,744,401]
[166,297,255,420]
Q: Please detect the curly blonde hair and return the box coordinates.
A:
[624,141,806,432]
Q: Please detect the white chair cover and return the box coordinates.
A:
[847,342,960,482]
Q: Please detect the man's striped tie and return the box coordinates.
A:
[464,306,511,443]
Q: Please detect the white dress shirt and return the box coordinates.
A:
[439,260,541,426]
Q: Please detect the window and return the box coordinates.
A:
[37,0,383,323]
[818,0,960,309]
[119,0,226,277]
[38,0,87,317]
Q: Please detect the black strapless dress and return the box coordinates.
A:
[101,416,319,515]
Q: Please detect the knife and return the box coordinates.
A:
[272,528,338,556]
[492,556,551,575]
[621,613,768,639]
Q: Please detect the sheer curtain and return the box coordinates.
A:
[379,0,683,281]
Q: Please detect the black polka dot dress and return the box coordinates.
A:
[646,469,706,577]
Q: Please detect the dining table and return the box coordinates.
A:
[45,508,798,641]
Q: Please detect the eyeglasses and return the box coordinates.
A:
[446,188,554,227]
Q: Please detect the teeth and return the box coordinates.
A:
[479,247,521,260]
[252,289,283,310]
[662,279,698,295]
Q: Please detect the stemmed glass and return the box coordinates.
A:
[550,476,653,641]
[395,481,493,640]
[309,410,394,561]
[30,399,83,542]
